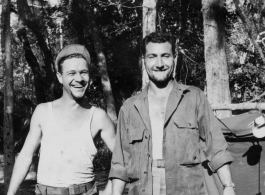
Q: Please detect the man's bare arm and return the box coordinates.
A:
[92,108,116,152]
[112,178,126,195]
[7,104,44,195]
[91,108,116,195]
[217,164,236,195]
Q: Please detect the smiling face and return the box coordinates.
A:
[57,58,90,100]
[144,42,174,84]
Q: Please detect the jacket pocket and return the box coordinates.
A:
[173,116,198,129]
[173,116,200,165]
[176,164,204,195]
[128,124,145,144]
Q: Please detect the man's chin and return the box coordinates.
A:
[71,92,85,100]
[151,77,172,84]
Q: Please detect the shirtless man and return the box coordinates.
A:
[109,32,236,195]
[7,44,115,195]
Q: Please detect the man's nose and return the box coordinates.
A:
[156,57,164,68]
[75,73,84,81]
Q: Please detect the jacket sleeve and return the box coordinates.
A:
[109,108,130,182]
[197,91,233,172]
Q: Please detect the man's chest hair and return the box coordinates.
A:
[148,95,168,120]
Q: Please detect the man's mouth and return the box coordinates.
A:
[72,85,85,89]
[154,69,167,72]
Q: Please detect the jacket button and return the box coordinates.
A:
[142,189,145,192]
[147,152,150,156]
[143,171,147,174]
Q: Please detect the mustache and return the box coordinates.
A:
[77,80,88,86]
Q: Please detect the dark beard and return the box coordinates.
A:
[149,75,174,88]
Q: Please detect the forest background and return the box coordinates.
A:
[1,0,265,193]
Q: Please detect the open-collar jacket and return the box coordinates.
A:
[110,80,233,195]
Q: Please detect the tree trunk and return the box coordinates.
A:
[17,27,47,103]
[1,0,15,190]
[85,2,117,124]
[175,0,189,82]
[17,0,56,103]
[202,0,232,119]
[142,0,157,88]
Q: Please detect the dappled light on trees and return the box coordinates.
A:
[233,0,265,64]
[227,0,265,106]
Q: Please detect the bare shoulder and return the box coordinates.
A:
[93,107,109,120]
[91,107,114,134]
[33,103,49,116]
[31,102,50,125]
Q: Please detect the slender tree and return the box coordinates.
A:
[1,0,15,190]
[84,1,118,124]
[202,0,232,118]
[142,0,157,88]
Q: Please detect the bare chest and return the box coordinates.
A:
[148,95,168,126]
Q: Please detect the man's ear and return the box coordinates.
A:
[142,55,146,66]
[56,72,63,84]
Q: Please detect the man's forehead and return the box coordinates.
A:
[61,58,89,70]
[145,42,173,53]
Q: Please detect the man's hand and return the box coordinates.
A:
[99,180,112,195]
[223,186,236,195]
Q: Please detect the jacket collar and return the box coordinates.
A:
[134,83,151,131]
[164,80,190,125]
[134,80,190,130]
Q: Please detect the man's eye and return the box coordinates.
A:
[81,72,89,75]
[68,72,75,76]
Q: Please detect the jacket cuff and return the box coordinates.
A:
[209,150,234,172]
[109,166,129,182]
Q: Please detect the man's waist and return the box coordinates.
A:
[35,181,95,195]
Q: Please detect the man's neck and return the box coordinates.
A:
[59,93,87,110]
[148,79,174,97]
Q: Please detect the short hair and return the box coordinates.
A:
[58,54,89,73]
[141,32,176,56]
